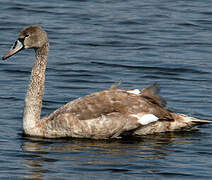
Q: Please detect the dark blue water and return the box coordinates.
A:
[0,0,212,179]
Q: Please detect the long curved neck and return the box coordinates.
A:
[23,42,49,133]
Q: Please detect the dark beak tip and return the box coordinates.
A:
[2,54,10,61]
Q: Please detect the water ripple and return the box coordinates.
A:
[0,0,212,179]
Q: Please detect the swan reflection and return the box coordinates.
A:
[21,131,197,179]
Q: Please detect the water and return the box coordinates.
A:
[0,0,212,179]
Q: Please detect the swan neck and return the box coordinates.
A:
[23,42,49,133]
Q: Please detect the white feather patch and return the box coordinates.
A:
[131,114,159,125]
[101,114,107,122]
[127,89,141,95]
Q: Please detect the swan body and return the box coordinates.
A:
[2,25,210,139]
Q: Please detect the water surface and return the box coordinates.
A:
[0,0,212,179]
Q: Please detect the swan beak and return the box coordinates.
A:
[2,40,24,60]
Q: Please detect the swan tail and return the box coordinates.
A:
[187,117,211,124]
[170,113,211,129]
[133,113,211,136]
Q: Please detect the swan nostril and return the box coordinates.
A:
[12,41,18,49]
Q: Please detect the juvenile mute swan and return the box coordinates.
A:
[2,25,210,139]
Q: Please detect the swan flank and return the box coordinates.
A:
[2,25,210,139]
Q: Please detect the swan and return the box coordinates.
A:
[2,25,210,139]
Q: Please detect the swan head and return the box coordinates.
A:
[2,25,48,60]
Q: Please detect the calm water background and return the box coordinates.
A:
[0,0,212,179]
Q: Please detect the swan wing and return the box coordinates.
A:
[39,88,173,138]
